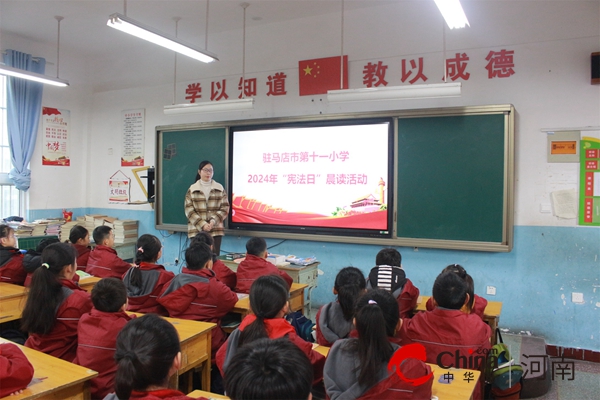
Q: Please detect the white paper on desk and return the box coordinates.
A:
[551,189,577,219]
[236,293,249,300]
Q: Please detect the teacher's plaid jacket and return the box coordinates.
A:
[185,180,229,238]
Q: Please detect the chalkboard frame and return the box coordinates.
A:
[156,104,514,252]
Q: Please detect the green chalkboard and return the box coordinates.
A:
[396,113,508,244]
[156,127,227,229]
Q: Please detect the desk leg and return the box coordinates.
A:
[202,335,212,392]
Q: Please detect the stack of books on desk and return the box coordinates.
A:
[85,214,106,231]
[45,220,64,237]
[113,219,138,244]
[60,220,82,241]
[285,255,318,266]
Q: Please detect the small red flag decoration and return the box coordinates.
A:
[298,55,348,96]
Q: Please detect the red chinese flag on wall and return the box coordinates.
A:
[298,55,348,96]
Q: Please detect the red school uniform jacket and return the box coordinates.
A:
[216,315,326,384]
[158,268,238,360]
[0,246,26,285]
[212,258,237,290]
[87,245,131,278]
[0,343,34,398]
[426,293,488,320]
[73,243,91,270]
[74,309,135,399]
[24,279,93,362]
[399,307,492,400]
[123,262,175,315]
[235,254,293,293]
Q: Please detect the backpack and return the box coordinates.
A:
[285,311,315,343]
[487,329,524,398]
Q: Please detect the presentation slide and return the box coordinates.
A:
[230,122,391,232]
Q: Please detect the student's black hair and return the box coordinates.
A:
[432,271,468,310]
[194,160,213,182]
[68,225,89,244]
[442,264,475,312]
[92,225,112,245]
[114,314,181,400]
[0,224,15,246]
[347,289,399,388]
[126,234,163,288]
[334,266,366,321]
[245,237,267,257]
[185,242,213,271]
[91,277,127,312]
[21,242,77,334]
[36,237,60,252]
[190,232,217,261]
[22,237,61,274]
[375,247,401,267]
[225,337,313,400]
[238,275,289,347]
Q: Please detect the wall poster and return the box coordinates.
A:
[121,109,145,166]
[41,107,70,166]
[579,136,600,226]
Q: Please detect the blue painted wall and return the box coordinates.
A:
[29,208,600,351]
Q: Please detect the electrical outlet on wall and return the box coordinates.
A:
[486,286,496,296]
[572,292,584,304]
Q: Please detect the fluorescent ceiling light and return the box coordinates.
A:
[434,0,470,29]
[0,65,69,87]
[327,83,461,103]
[164,98,254,115]
[107,13,218,63]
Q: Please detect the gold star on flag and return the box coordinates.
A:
[303,65,313,75]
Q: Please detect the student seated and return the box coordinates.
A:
[21,243,93,362]
[68,225,91,270]
[0,224,26,285]
[87,226,132,278]
[425,264,488,320]
[324,289,433,400]
[105,314,207,400]
[158,242,237,361]
[0,342,34,397]
[74,277,135,399]
[191,232,236,290]
[217,275,325,384]
[399,271,492,400]
[224,337,313,400]
[366,248,419,319]
[235,237,293,293]
[316,266,366,347]
[22,237,80,287]
[122,234,174,315]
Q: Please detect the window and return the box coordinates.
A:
[0,76,23,219]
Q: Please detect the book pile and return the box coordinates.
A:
[113,219,138,245]
[45,220,64,237]
[85,214,106,231]
[14,223,34,237]
[285,255,318,266]
[60,220,82,241]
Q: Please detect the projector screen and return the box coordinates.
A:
[229,119,393,238]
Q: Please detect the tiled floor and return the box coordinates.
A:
[529,359,600,400]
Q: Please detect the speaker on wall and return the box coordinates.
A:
[592,52,600,85]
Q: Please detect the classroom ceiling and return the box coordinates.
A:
[0,0,384,58]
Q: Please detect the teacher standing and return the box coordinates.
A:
[185,160,230,256]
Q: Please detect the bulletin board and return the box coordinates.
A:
[156,105,514,252]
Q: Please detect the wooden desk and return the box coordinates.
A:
[0,282,26,322]
[129,313,215,393]
[78,276,102,292]
[0,338,98,400]
[415,295,503,344]
[188,390,229,399]
[220,257,319,314]
[231,283,308,318]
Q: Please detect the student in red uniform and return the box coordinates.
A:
[425,264,488,320]
[224,337,313,400]
[217,275,325,384]
[75,278,135,399]
[235,237,293,293]
[21,242,93,362]
[316,266,366,347]
[0,224,26,285]
[87,226,132,278]
[105,314,206,400]
[158,242,237,362]
[0,342,34,397]
[399,271,492,400]
[22,237,64,287]
[69,225,91,270]
[324,289,433,400]
[122,234,174,315]
[191,232,236,290]
[366,248,419,319]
